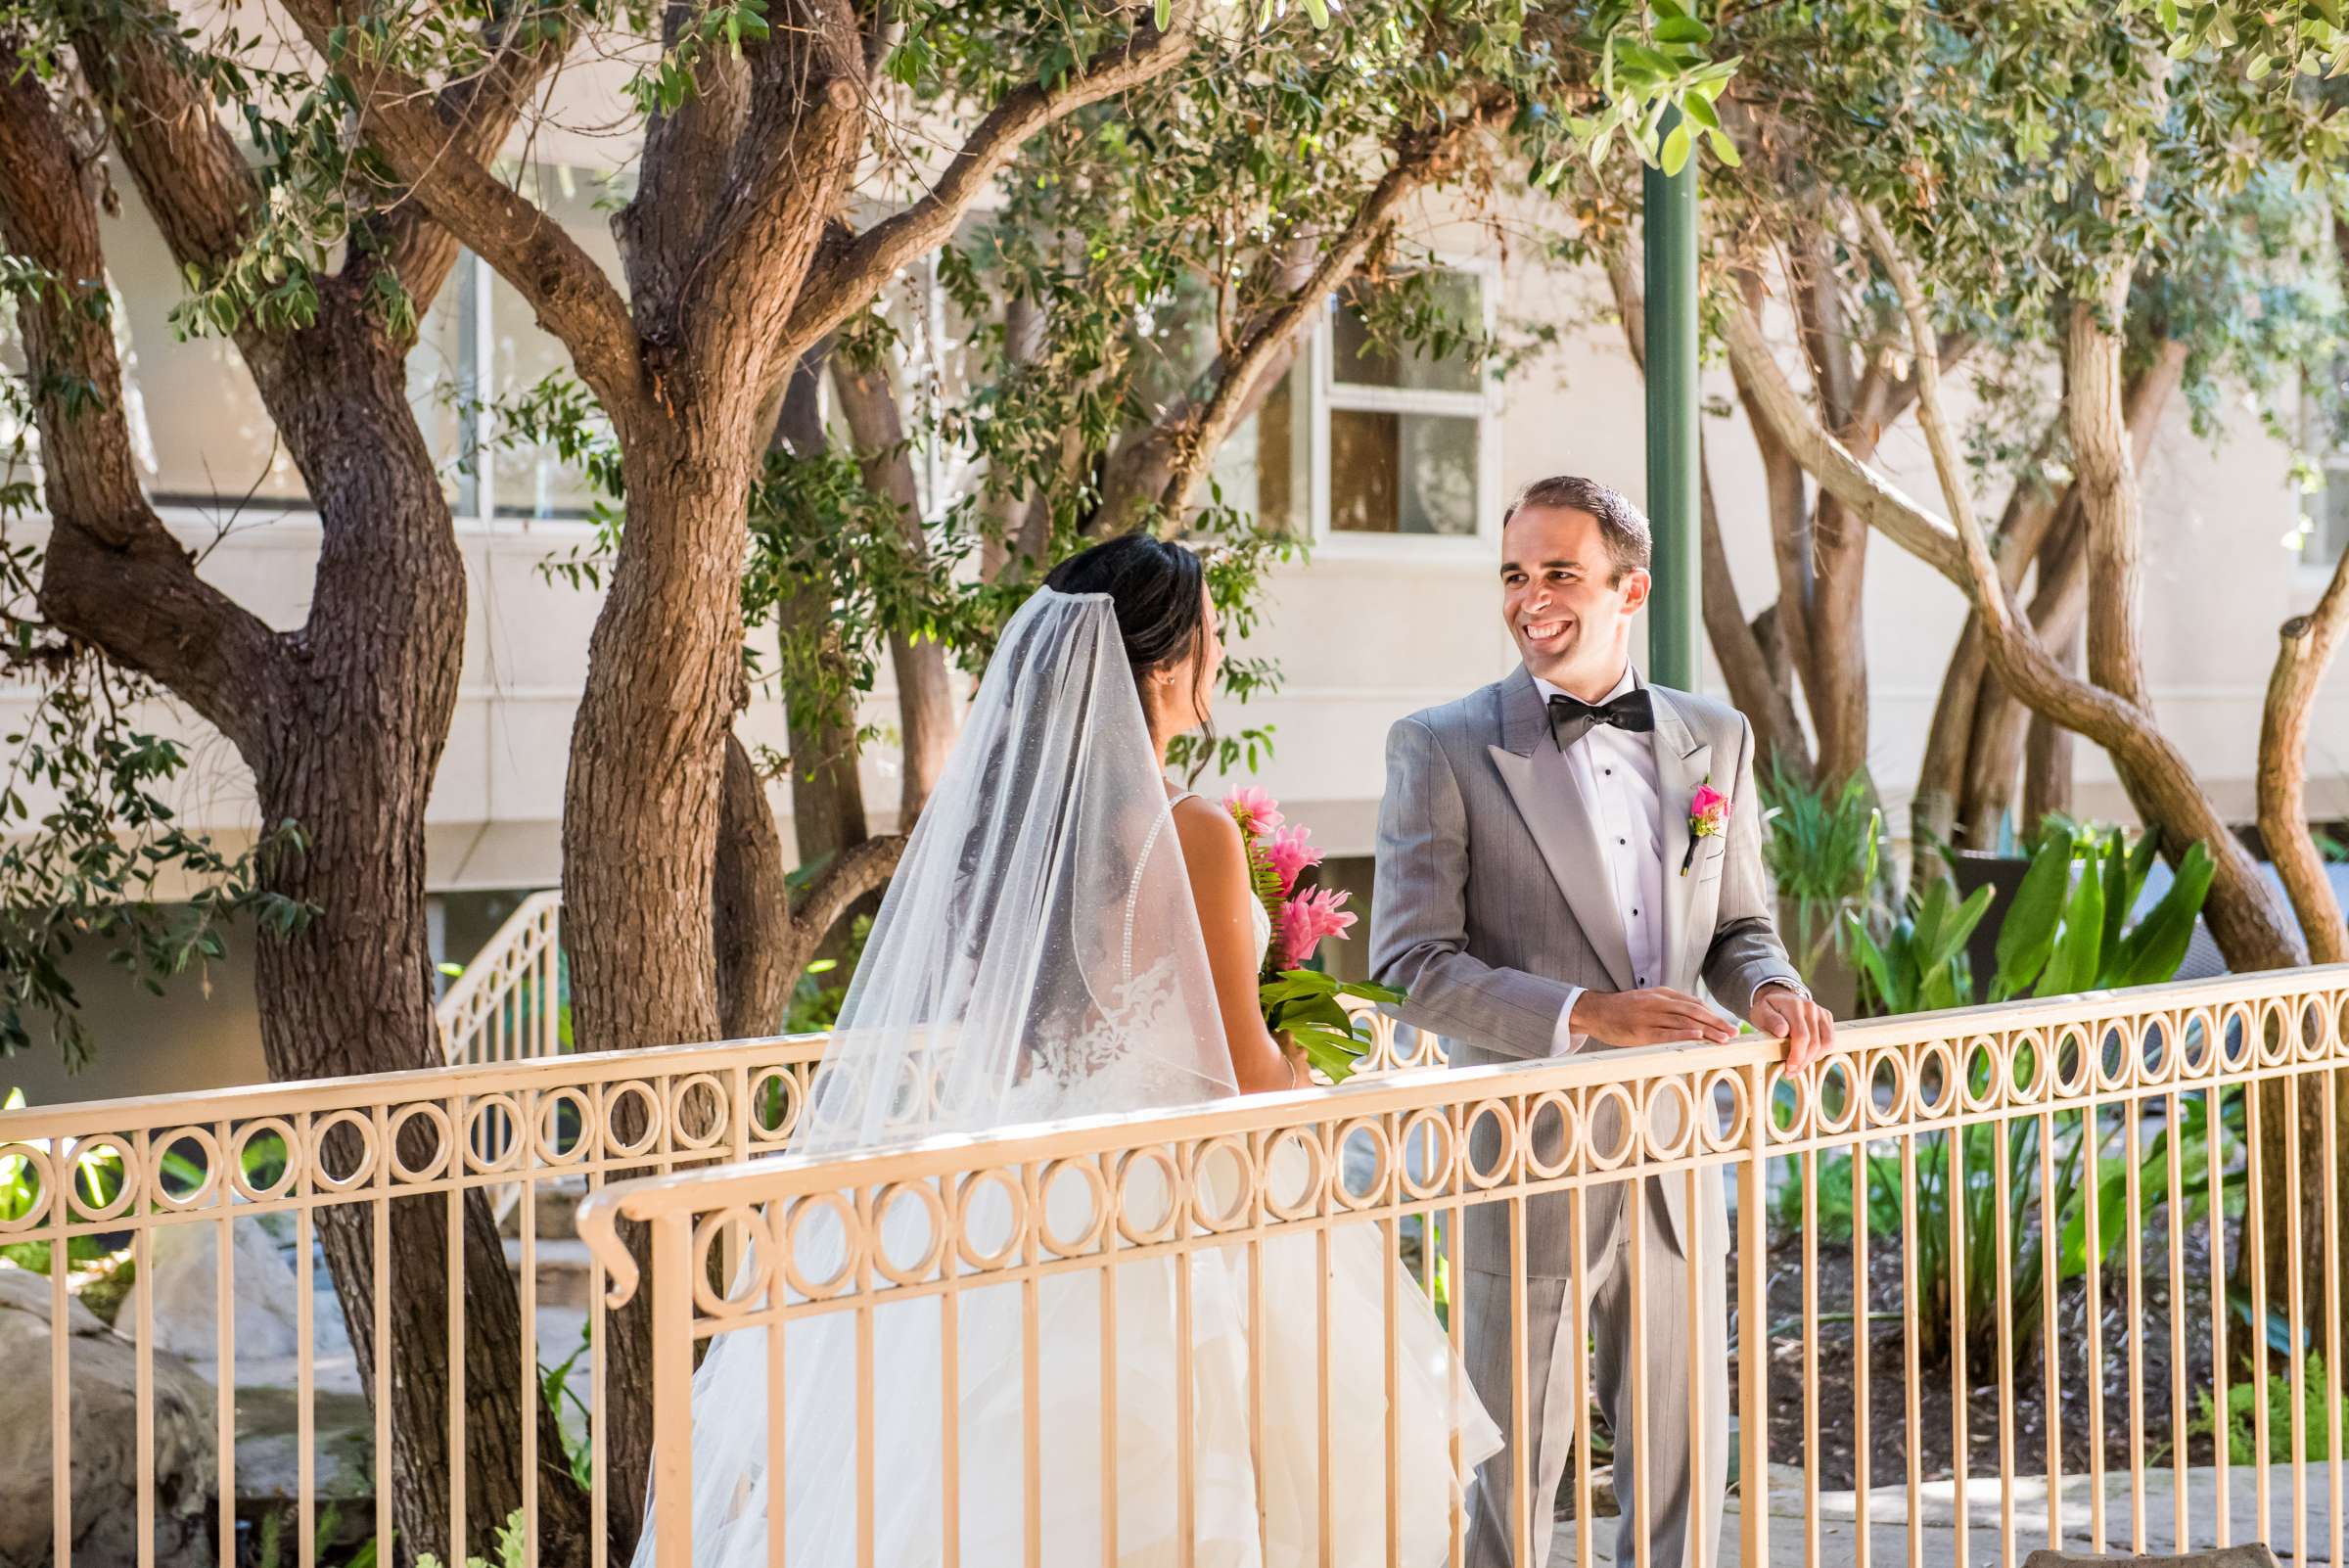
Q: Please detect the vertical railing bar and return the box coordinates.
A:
[374,1188,392,1565]
[2084,1096,2106,1553]
[2124,1096,2147,1554]
[220,1198,240,1568]
[1801,1145,1820,1568]
[2207,1078,2231,1550]
[1571,1181,1594,1568]
[938,1245,958,1568]
[448,1176,467,1566]
[856,1297,876,1568]
[1314,1211,1332,1567]
[2248,1075,2272,1545]
[1629,1172,1652,1568]
[2165,1085,2189,1554]
[1385,1206,1404,1568]
[2322,1051,2343,1568]
[1105,1216,1124,1568]
[1736,1063,1771,1568]
[2284,1064,2309,1568]
[651,1214,697,1568]
[522,1112,540,1568]
[1175,1179,1197,1568]
[768,1223,791,1568]
[134,1130,156,1568]
[1853,1129,1872,1568]
[2039,1104,2062,1554]
[1993,1111,2017,1568]
[1508,1188,1532,1568]
[589,1155,611,1568]
[1245,1147,1264,1549]
[1951,1120,1971,1568]
[1902,1131,1923,1568]
[51,1139,71,1568]
[299,1181,318,1568]
[1448,1159,1467,1568]
[1683,1162,1709,1568]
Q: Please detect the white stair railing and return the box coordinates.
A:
[437,891,565,1222]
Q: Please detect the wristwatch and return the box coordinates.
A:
[1757,977,1812,1006]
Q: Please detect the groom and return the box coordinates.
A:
[1371,475,1834,1568]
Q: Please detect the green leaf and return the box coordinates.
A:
[1656,16,1713,43]
[1993,828,2073,1000]
[2037,849,2106,998]
[1154,0,1172,27]
[1660,120,1694,175]
[2112,842,2215,988]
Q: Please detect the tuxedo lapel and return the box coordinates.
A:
[1487,668,1636,992]
[1648,686,1715,993]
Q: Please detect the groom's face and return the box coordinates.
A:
[1498,504,1649,685]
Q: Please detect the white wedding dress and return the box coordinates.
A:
[636,589,1498,1568]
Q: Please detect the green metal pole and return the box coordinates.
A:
[1643,107,1701,691]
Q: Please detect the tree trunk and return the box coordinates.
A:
[561,407,759,1549]
[246,309,591,1565]
[715,731,798,1038]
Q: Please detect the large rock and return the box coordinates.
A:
[113,1219,351,1368]
[0,1266,217,1568]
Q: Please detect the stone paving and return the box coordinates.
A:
[1549,1464,2346,1566]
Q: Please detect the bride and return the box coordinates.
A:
[639,534,1500,1566]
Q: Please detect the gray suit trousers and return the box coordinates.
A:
[1459,1175,1730,1568]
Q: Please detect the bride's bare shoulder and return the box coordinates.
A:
[1168,792,1245,871]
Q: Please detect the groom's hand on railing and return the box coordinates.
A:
[1568,988,1739,1049]
[1750,981,1836,1073]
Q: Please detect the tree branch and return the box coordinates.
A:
[1852,201,2303,968]
[0,66,280,750]
[1720,294,1967,585]
[278,0,644,410]
[2259,546,2349,963]
[1154,89,1514,521]
[778,3,1204,361]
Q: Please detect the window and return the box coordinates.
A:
[1212,265,1495,545]
[91,161,625,526]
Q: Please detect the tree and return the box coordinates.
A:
[1700,0,2349,1337]
[0,8,589,1558]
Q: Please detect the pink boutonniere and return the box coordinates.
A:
[1681,779,1729,876]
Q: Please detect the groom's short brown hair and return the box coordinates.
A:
[1501,476,1651,582]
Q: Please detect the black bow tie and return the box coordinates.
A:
[1546,687,1654,751]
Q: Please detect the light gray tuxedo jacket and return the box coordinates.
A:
[1371,665,1798,1268]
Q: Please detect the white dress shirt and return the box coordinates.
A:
[1534,665,1666,1054]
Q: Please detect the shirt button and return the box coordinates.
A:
[1618,837,1627,846]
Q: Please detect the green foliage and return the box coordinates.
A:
[1776,1064,2240,1368]
[1989,821,2216,1001]
[537,1317,596,1491]
[1259,972,1405,1084]
[783,913,873,1036]
[1845,876,1994,1017]
[0,261,315,1072]
[2193,1353,2349,1465]
[415,1508,528,1568]
[1758,760,1888,985]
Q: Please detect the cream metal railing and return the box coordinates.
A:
[5,972,2343,1568]
[0,994,1433,1568]
[584,967,2349,1568]
[437,890,565,1069]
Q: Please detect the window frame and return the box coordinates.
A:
[1303,254,1500,561]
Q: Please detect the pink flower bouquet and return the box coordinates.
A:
[1224,788,1405,1083]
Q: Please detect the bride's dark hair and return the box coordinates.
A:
[1042,533,1213,737]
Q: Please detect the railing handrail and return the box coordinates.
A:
[0,1027,833,1140]
[575,961,2349,1292]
